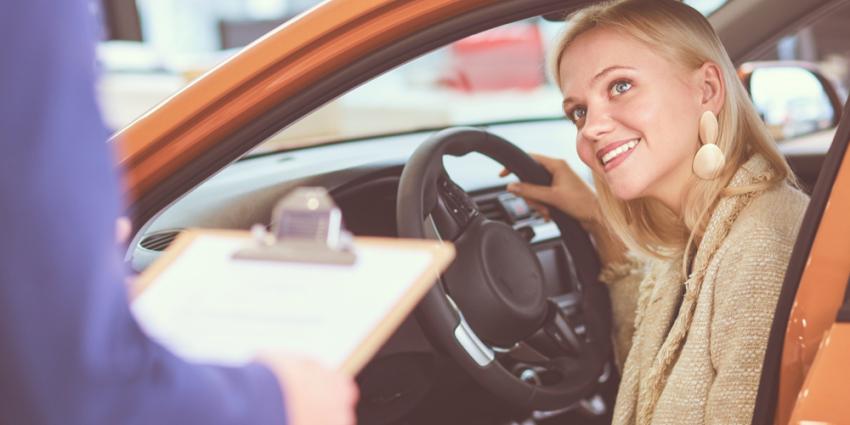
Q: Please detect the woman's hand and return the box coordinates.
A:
[259,355,359,425]
[116,217,133,246]
[502,154,628,265]
[500,153,600,228]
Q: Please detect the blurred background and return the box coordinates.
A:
[95,0,850,151]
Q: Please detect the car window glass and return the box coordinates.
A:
[750,67,836,141]
[250,19,568,154]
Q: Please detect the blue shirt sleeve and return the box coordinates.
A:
[0,1,287,424]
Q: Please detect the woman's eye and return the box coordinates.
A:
[570,107,587,122]
[610,80,632,96]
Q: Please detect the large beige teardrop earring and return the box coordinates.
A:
[692,110,725,180]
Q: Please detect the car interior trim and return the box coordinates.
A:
[453,312,496,367]
[712,0,843,62]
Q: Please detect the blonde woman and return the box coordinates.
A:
[505,0,809,423]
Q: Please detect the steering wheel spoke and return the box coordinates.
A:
[524,300,588,359]
[428,173,481,241]
[495,341,550,364]
[448,297,496,367]
[498,294,587,364]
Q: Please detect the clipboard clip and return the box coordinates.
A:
[233,187,357,265]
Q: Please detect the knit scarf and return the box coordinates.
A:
[615,154,776,425]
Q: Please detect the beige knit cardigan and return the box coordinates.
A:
[601,154,809,425]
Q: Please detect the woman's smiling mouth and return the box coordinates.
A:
[598,138,640,171]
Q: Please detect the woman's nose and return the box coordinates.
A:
[579,108,615,143]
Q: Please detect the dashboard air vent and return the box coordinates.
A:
[139,230,183,252]
[475,196,509,223]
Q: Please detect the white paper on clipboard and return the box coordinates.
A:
[131,230,454,374]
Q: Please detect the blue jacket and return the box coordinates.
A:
[0,1,286,423]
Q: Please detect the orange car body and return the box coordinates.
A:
[781,137,850,424]
[113,1,850,423]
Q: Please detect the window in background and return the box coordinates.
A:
[747,1,850,144]
[98,0,143,42]
[134,0,300,58]
[97,0,321,132]
[754,9,850,101]
[750,67,837,141]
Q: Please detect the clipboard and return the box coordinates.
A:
[131,229,455,375]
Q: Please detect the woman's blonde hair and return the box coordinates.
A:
[550,0,794,261]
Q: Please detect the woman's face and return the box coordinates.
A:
[558,27,715,211]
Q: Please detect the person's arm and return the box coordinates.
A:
[0,2,286,423]
[704,225,792,424]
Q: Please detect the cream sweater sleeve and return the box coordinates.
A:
[599,255,645,373]
[705,225,792,424]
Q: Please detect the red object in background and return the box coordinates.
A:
[443,23,545,92]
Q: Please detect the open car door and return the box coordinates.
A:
[753,89,850,425]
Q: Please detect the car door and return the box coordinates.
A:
[752,90,850,425]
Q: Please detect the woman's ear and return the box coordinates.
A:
[698,61,725,114]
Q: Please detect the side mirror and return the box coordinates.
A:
[740,62,843,142]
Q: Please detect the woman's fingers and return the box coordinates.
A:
[524,199,551,221]
[259,354,359,425]
[497,153,598,224]
[498,167,512,178]
[115,217,132,245]
[506,182,554,205]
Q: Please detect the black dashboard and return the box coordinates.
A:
[129,119,586,271]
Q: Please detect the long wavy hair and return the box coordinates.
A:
[550,0,794,260]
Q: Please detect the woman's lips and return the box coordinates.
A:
[598,138,640,172]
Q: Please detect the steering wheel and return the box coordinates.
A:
[396,127,612,411]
